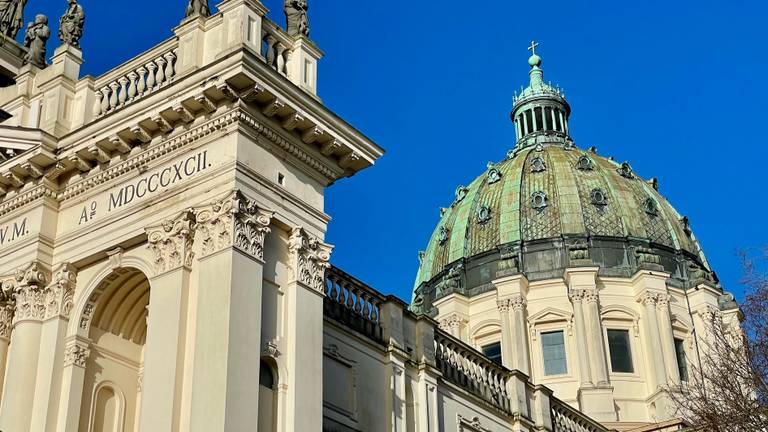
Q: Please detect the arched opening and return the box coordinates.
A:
[80,268,150,432]
[258,360,278,432]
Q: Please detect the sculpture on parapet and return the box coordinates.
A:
[284,0,309,37]
[59,0,84,48]
[0,0,27,39]
[186,0,210,18]
[23,14,49,69]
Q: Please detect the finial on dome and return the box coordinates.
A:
[528,40,542,68]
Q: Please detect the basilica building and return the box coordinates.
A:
[0,1,740,432]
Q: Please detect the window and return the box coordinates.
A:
[675,338,689,382]
[482,342,503,365]
[541,331,567,375]
[607,329,634,373]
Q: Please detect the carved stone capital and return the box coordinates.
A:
[262,339,281,359]
[510,295,526,312]
[195,190,274,261]
[0,302,14,340]
[288,227,333,293]
[584,290,600,304]
[13,261,50,324]
[146,210,196,274]
[569,289,586,303]
[63,338,91,368]
[639,291,659,307]
[43,263,78,321]
[439,313,463,331]
[496,298,511,313]
[656,294,671,310]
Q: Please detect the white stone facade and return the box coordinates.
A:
[0,1,726,432]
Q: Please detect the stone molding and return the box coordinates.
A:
[42,263,77,321]
[146,210,197,274]
[63,337,91,368]
[195,190,273,261]
[12,261,50,325]
[288,227,332,293]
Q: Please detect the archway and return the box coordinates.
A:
[79,268,150,432]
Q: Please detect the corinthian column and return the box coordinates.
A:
[0,261,49,432]
[497,299,515,370]
[30,263,78,432]
[284,226,333,432]
[510,295,531,376]
[140,210,196,431]
[0,280,14,404]
[656,294,680,384]
[640,292,668,389]
[188,190,274,431]
[569,289,593,388]
[584,291,610,386]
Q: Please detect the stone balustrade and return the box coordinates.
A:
[434,328,513,413]
[262,19,294,77]
[324,266,385,343]
[551,397,608,432]
[92,40,179,118]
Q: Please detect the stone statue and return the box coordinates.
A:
[59,0,84,48]
[0,0,27,39]
[186,0,210,18]
[23,14,49,69]
[284,0,309,37]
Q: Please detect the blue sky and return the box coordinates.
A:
[28,0,767,302]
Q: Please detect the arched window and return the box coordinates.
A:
[258,361,277,432]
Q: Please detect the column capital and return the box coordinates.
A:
[496,298,511,312]
[509,294,526,312]
[146,210,196,275]
[438,313,464,332]
[288,227,333,294]
[569,289,587,303]
[12,261,50,325]
[656,293,671,310]
[638,291,660,307]
[584,290,600,304]
[42,263,78,321]
[195,190,274,261]
[63,337,91,368]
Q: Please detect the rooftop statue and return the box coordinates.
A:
[186,0,211,18]
[0,0,27,39]
[23,14,49,69]
[284,0,309,37]
[59,0,84,48]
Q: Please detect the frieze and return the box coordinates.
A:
[146,210,196,274]
[288,227,333,293]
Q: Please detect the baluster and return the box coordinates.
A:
[345,283,355,310]
[117,77,129,105]
[359,293,369,318]
[108,82,120,109]
[265,35,277,67]
[164,51,176,81]
[100,86,111,113]
[276,43,286,75]
[93,90,103,117]
[155,57,167,85]
[127,72,138,100]
[136,67,147,95]
[371,300,380,322]
[146,62,157,90]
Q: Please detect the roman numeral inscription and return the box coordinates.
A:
[0,218,28,246]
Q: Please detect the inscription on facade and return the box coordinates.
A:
[77,150,211,225]
[0,218,29,246]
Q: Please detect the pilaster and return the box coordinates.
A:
[37,45,83,137]
[283,226,332,432]
[30,263,78,432]
[0,261,49,432]
[55,336,91,432]
[494,274,530,375]
[189,190,273,431]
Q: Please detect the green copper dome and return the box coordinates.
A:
[411,45,716,314]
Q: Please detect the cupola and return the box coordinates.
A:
[511,42,571,147]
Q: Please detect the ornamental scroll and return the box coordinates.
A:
[194,190,273,261]
[288,227,332,293]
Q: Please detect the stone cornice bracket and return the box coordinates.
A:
[63,337,91,368]
[146,210,197,275]
[195,190,274,261]
[12,261,50,325]
[43,263,78,321]
[288,227,333,294]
